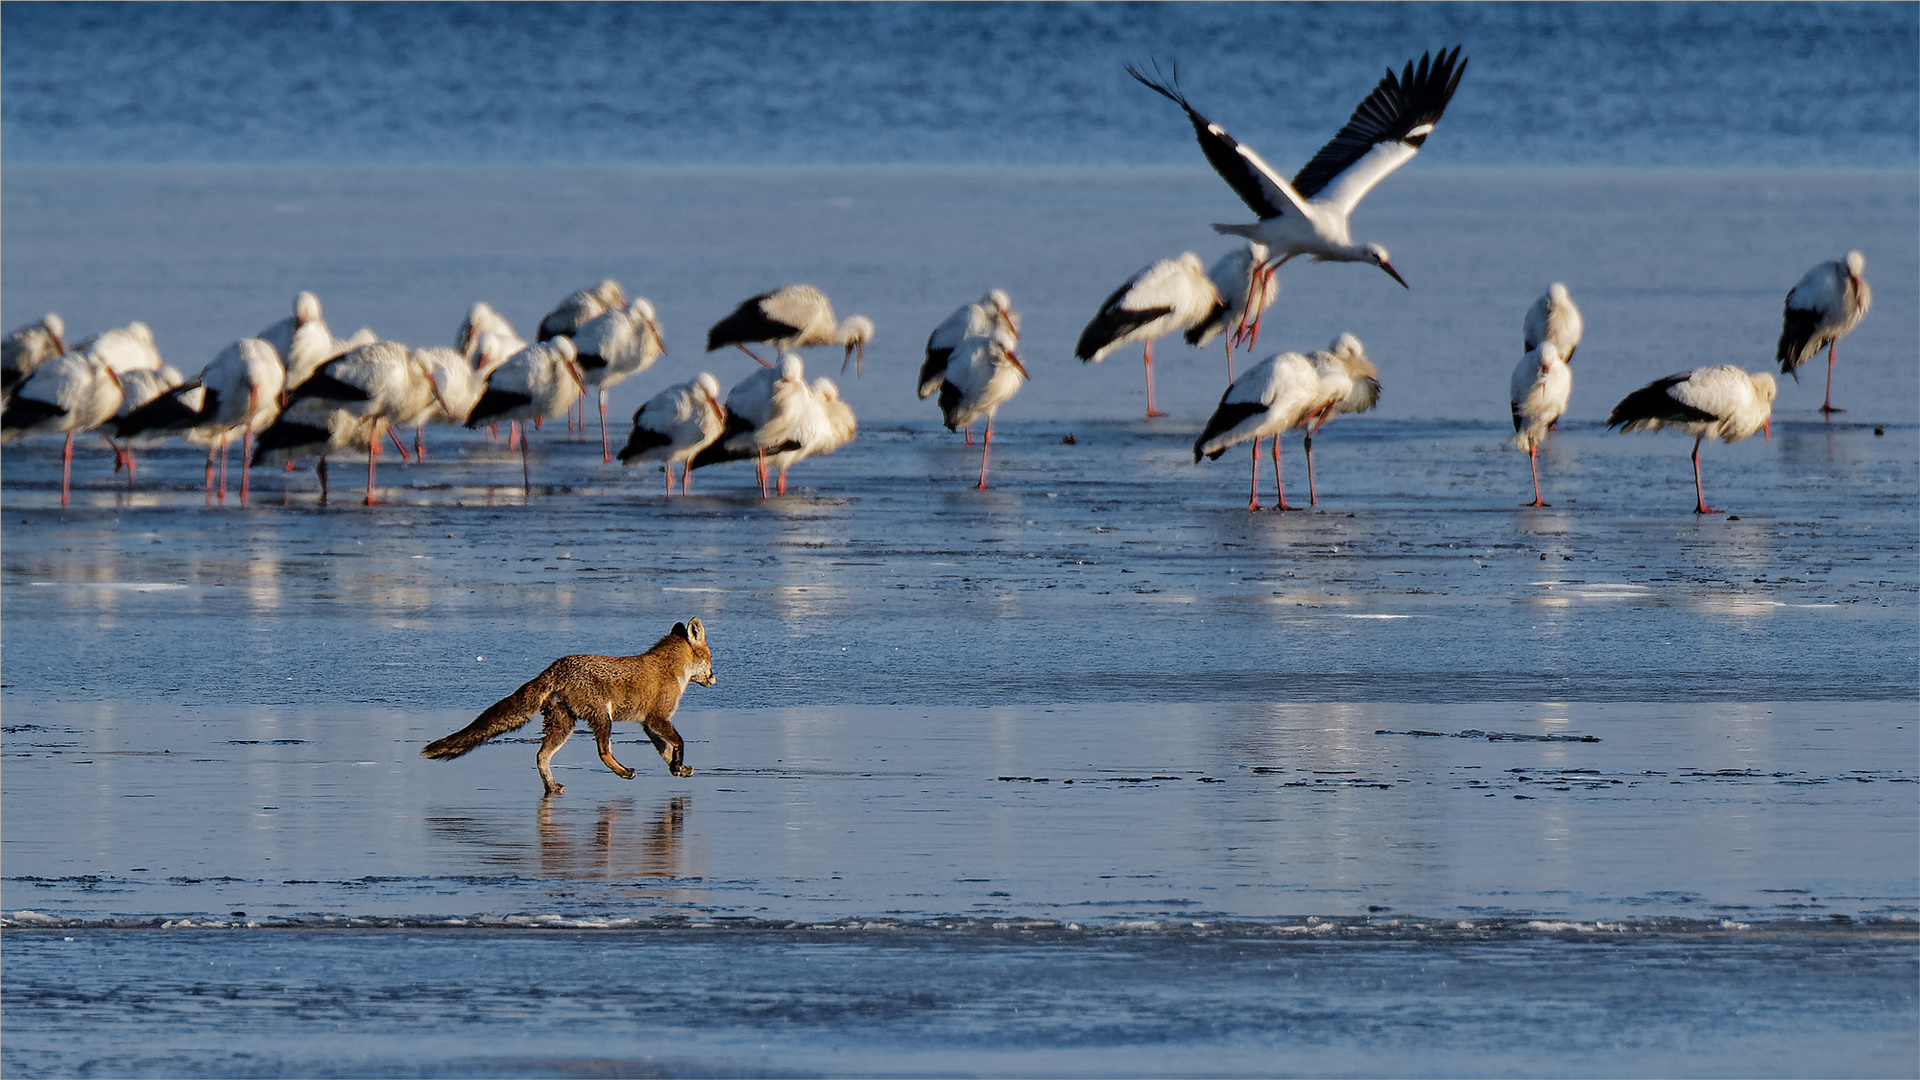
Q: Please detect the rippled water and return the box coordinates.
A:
[4,2,1915,167]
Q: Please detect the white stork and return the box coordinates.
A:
[1777,251,1870,414]
[3,313,66,401]
[536,279,625,342]
[1186,243,1280,381]
[1129,48,1467,287]
[1607,366,1775,515]
[1296,332,1381,506]
[118,338,285,504]
[1075,252,1223,418]
[72,321,167,480]
[457,301,526,366]
[705,284,874,374]
[257,291,322,367]
[1510,342,1571,507]
[573,297,667,462]
[1193,350,1324,510]
[253,341,449,505]
[690,354,839,497]
[617,372,727,495]
[938,326,1030,489]
[920,289,1020,402]
[2,351,124,507]
[465,336,586,496]
[395,345,480,458]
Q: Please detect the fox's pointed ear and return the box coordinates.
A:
[685,617,704,643]
[671,621,689,641]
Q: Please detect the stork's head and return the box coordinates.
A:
[838,315,874,375]
[294,291,322,326]
[778,352,806,384]
[42,313,65,354]
[1845,251,1866,279]
[985,290,1021,337]
[695,372,726,421]
[1366,244,1409,289]
[594,279,626,310]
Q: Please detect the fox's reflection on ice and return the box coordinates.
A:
[429,795,697,884]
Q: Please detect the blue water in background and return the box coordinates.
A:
[4,1,1915,168]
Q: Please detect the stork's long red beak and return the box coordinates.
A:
[1380,260,1410,289]
[1008,351,1031,380]
[1763,418,1771,443]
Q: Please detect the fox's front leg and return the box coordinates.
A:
[589,703,637,781]
[644,718,693,777]
[537,705,575,796]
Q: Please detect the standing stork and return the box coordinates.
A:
[617,373,727,496]
[920,290,1020,396]
[1510,342,1571,507]
[253,341,449,505]
[1186,243,1280,381]
[705,284,874,374]
[457,301,526,363]
[1129,48,1466,287]
[2,351,124,507]
[1607,366,1775,515]
[1076,252,1222,418]
[690,354,840,497]
[3,313,66,401]
[573,298,667,462]
[118,338,285,504]
[1777,251,1870,414]
[1296,332,1381,506]
[1193,350,1325,510]
[938,326,1030,489]
[465,337,586,496]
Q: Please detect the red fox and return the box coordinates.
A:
[422,618,717,795]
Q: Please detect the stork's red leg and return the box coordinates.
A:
[1692,435,1721,514]
[1304,432,1319,506]
[61,431,73,507]
[1247,436,1261,511]
[977,418,993,490]
[1273,434,1300,511]
[1820,342,1844,413]
[1523,445,1549,507]
[1144,341,1168,418]
[600,391,611,463]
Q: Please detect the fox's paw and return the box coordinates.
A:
[672,765,695,778]
[544,782,566,795]
[616,765,637,780]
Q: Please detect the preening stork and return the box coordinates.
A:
[1296,332,1381,506]
[690,354,847,497]
[536,279,625,342]
[394,346,481,458]
[1,351,125,507]
[1076,252,1223,418]
[1777,251,1870,414]
[617,372,727,495]
[108,361,187,484]
[1607,365,1775,515]
[573,297,667,462]
[1193,350,1325,510]
[705,284,873,374]
[1186,243,1279,381]
[3,313,66,400]
[1510,342,1571,507]
[464,336,587,496]
[1129,48,1467,287]
[1525,282,1584,361]
[938,326,1029,489]
[72,321,167,480]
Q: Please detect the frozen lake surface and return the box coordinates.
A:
[4,166,1917,1076]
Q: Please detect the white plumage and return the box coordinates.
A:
[253,341,441,505]
[537,279,625,342]
[1295,332,1381,506]
[1607,365,1775,514]
[573,297,667,462]
[1076,252,1223,418]
[1192,350,1324,510]
[1524,282,1584,362]
[1510,342,1571,507]
[706,284,874,373]
[1777,251,1870,414]
[938,326,1029,489]
[692,353,841,496]
[618,372,727,495]
[1186,243,1280,379]
[457,302,526,365]
[1130,49,1465,288]
[465,336,587,496]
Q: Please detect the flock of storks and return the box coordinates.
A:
[2,48,1872,514]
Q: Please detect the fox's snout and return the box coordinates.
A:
[695,671,717,687]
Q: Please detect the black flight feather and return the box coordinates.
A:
[1290,46,1467,201]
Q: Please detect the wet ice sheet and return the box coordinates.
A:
[3,700,1913,925]
[4,925,1915,1079]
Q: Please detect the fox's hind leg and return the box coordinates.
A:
[536,703,575,795]
[644,719,694,778]
[589,702,637,781]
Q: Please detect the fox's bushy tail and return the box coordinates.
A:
[421,666,558,760]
